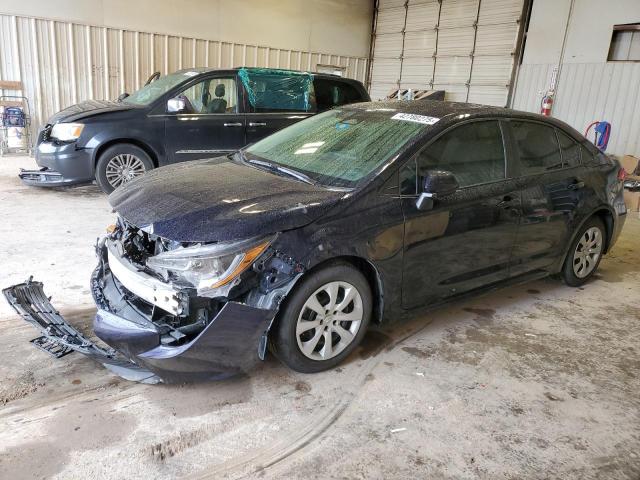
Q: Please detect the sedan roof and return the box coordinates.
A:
[342,99,587,142]
[345,99,516,119]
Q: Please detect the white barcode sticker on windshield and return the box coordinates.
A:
[391,113,440,125]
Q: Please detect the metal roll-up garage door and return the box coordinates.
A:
[369,0,525,106]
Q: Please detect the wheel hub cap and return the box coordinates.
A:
[573,226,603,278]
[296,281,364,361]
[105,153,146,188]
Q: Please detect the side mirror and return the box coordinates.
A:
[416,170,459,211]
[167,97,186,113]
[117,92,129,102]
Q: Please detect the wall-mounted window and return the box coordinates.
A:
[608,23,640,61]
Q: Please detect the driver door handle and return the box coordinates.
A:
[249,122,267,127]
[224,122,243,127]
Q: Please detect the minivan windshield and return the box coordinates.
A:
[244,108,430,188]
[123,71,201,106]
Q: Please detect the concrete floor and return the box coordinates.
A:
[0,155,639,480]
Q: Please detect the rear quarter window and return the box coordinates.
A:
[314,79,366,111]
[579,142,608,166]
[556,129,581,167]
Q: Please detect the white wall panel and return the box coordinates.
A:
[375,7,406,34]
[370,58,401,84]
[513,63,640,157]
[405,2,439,31]
[436,27,475,56]
[434,56,472,84]
[471,55,513,85]
[468,85,509,105]
[370,0,524,104]
[439,0,479,28]
[373,33,404,58]
[433,83,468,102]
[0,13,368,131]
[1,0,373,59]
[401,57,435,88]
[478,0,523,25]
[377,0,407,9]
[475,23,519,55]
[403,30,437,57]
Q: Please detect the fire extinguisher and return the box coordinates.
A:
[540,90,554,116]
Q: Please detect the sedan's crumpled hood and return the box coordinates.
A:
[108,158,347,243]
[48,100,137,124]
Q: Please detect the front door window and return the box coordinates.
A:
[177,77,237,114]
[417,120,506,188]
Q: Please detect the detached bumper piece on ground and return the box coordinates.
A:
[18,167,68,187]
[3,278,274,383]
[3,279,161,383]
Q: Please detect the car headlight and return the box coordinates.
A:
[50,122,84,141]
[146,235,275,296]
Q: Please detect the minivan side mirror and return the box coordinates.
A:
[416,170,459,211]
[167,97,186,113]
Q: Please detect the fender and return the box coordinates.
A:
[85,125,165,173]
[555,204,616,273]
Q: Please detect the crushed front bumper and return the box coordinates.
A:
[3,274,277,383]
[94,301,275,383]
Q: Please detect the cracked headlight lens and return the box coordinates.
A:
[146,235,274,295]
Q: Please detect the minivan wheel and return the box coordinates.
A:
[271,263,372,373]
[95,144,154,194]
[562,217,605,287]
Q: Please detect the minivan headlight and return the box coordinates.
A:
[50,122,84,141]
[146,235,275,296]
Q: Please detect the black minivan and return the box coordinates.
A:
[20,67,369,193]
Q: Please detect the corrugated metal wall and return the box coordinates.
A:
[0,14,369,131]
[511,62,640,157]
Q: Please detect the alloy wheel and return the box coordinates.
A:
[295,281,364,361]
[105,153,146,188]
[573,226,603,278]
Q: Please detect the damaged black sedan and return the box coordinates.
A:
[5,100,627,383]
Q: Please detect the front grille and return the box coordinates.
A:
[38,124,52,144]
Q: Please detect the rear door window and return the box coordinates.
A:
[314,79,365,111]
[556,129,581,167]
[415,120,506,188]
[511,121,563,174]
[239,69,315,113]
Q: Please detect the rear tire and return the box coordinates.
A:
[95,143,154,194]
[271,262,372,373]
[561,217,606,287]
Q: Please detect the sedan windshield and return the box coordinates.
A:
[123,71,201,106]
[244,108,430,188]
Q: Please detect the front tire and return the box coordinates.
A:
[95,144,154,194]
[561,217,606,287]
[271,262,372,373]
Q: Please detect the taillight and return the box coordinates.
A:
[618,168,627,181]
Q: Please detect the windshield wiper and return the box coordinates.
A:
[247,159,316,186]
